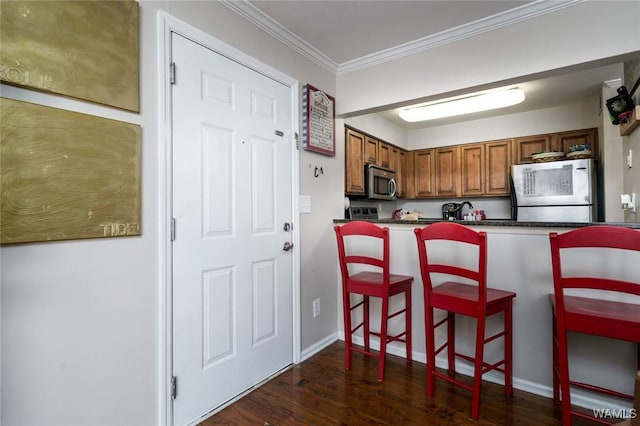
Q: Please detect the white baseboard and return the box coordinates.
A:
[335,334,632,412]
[300,333,339,362]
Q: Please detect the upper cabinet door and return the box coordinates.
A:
[514,135,551,164]
[345,128,366,195]
[435,146,459,197]
[364,136,378,165]
[378,142,391,169]
[390,147,406,197]
[460,143,485,196]
[485,139,513,195]
[553,128,598,155]
[413,149,435,198]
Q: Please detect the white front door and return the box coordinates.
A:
[171,33,294,426]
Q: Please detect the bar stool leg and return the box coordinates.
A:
[377,297,389,381]
[557,328,572,426]
[447,312,456,375]
[505,302,513,397]
[343,291,353,371]
[471,316,486,420]
[552,314,560,403]
[363,296,370,353]
[406,289,412,362]
[425,306,436,397]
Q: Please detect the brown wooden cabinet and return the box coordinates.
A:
[364,135,378,165]
[485,139,513,195]
[435,146,459,197]
[378,142,391,169]
[460,143,485,196]
[514,128,597,164]
[345,128,366,195]
[514,134,552,164]
[554,128,598,155]
[398,149,406,197]
[344,126,406,196]
[389,146,406,197]
[412,149,435,198]
[345,125,592,200]
[413,140,513,199]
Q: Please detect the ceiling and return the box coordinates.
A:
[240,0,632,129]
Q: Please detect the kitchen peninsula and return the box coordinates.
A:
[332,218,640,411]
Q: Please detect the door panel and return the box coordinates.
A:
[171,33,293,426]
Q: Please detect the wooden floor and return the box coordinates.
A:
[201,341,614,425]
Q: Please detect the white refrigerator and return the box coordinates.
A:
[511,158,597,223]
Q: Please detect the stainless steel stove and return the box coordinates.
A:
[347,206,379,220]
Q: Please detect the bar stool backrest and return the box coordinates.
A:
[550,225,640,301]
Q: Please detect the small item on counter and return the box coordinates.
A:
[401,209,425,221]
[474,209,486,220]
[392,208,410,220]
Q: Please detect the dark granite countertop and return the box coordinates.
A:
[333,218,640,229]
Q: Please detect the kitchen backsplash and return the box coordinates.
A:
[347,197,513,219]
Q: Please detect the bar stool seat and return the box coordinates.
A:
[334,221,413,382]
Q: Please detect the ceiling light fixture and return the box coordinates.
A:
[399,88,525,122]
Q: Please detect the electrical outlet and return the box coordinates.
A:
[313,298,320,318]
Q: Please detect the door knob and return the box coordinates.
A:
[282,241,294,251]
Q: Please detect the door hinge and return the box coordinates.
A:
[171,376,177,400]
[295,132,300,150]
[170,218,176,241]
[170,62,176,85]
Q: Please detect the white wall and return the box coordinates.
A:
[0,1,338,425]
[407,99,601,149]
[344,113,409,149]
[601,83,626,222]
[336,1,640,116]
[622,58,640,222]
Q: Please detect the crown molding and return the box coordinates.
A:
[220,0,338,73]
[222,0,585,77]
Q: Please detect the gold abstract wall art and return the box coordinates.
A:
[0,97,141,244]
[0,0,139,112]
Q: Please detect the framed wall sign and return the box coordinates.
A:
[303,84,335,157]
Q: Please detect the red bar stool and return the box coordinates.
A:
[549,226,640,425]
[414,222,516,420]
[334,221,413,381]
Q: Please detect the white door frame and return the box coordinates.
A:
[157,12,301,426]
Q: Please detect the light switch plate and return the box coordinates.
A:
[299,195,311,213]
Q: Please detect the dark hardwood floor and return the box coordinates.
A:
[200,341,614,425]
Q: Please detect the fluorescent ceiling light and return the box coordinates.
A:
[399,88,525,122]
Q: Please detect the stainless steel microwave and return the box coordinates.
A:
[366,164,397,200]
